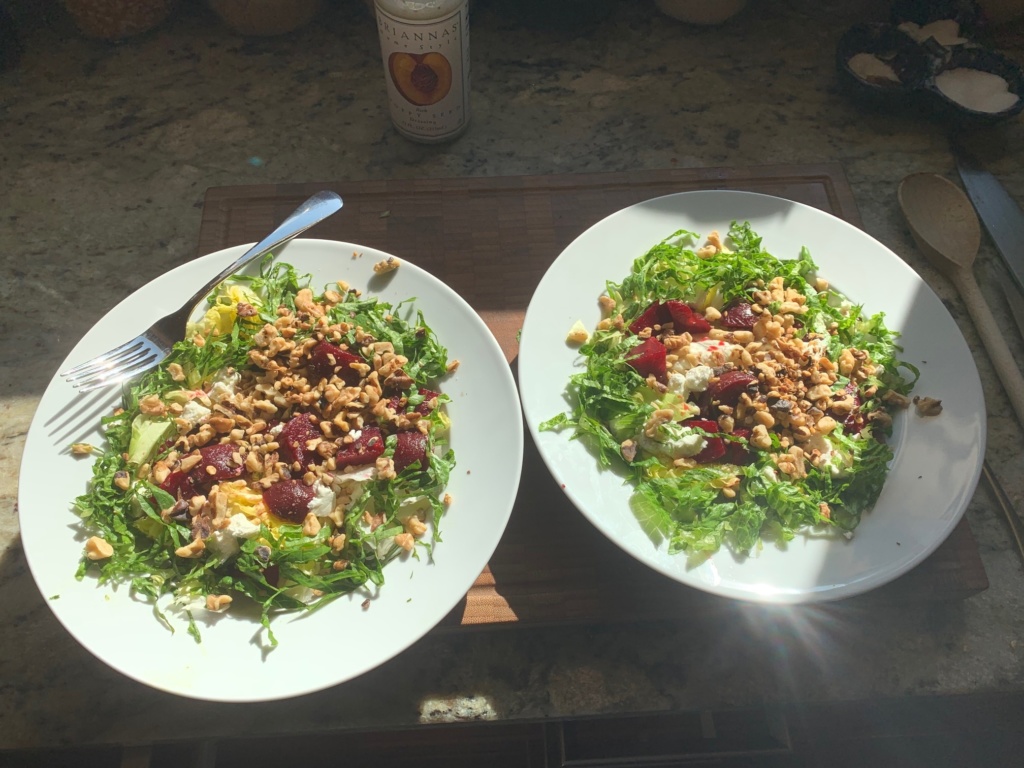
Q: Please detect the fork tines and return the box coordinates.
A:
[60,339,163,392]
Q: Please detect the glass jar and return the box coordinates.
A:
[373,0,470,143]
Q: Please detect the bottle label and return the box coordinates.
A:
[375,4,470,142]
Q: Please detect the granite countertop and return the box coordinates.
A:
[2,0,1023,751]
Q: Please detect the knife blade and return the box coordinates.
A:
[955,149,1024,296]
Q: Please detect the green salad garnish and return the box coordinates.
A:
[542,223,918,557]
[74,256,455,645]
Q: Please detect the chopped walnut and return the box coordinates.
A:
[206,594,233,611]
[375,455,397,481]
[138,394,166,416]
[913,396,943,417]
[70,442,95,456]
[750,424,772,450]
[302,512,322,537]
[85,536,114,560]
[402,514,428,537]
[175,538,205,558]
[373,256,400,274]
[621,439,637,463]
[644,409,675,438]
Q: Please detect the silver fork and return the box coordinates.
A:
[61,190,344,393]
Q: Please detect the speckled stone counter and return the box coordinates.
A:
[1,0,1023,751]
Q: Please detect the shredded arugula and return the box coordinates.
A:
[73,255,454,646]
[541,223,917,557]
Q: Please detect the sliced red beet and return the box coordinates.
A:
[386,389,441,416]
[726,427,755,465]
[187,443,244,489]
[277,413,322,469]
[625,337,667,382]
[262,564,280,587]
[394,430,429,473]
[262,479,315,523]
[830,383,864,434]
[159,470,197,500]
[687,419,727,464]
[335,426,386,468]
[414,388,442,416]
[664,300,711,334]
[307,341,363,385]
[708,370,759,406]
[627,301,670,335]
[719,301,759,330]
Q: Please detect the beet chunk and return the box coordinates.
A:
[726,427,756,465]
[187,442,244,490]
[719,301,759,330]
[665,300,711,334]
[277,413,322,469]
[830,383,864,434]
[708,370,759,406]
[159,470,197,500]
[335,426,386,468]
[625,337,668,382]
[262,479,315,523]
[688,419,727,464]
[414,388,442,416]
[394,431,429,473]
[308,341,363,385]
[627,301,670,335]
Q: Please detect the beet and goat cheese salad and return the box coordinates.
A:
[73,257,455,644]
[542,223,926,557]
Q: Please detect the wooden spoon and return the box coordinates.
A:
[898,172,1024,427]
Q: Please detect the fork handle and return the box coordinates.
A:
[182,190,344,313]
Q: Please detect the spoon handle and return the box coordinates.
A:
[951,267,1024,427]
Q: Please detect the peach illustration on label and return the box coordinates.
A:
[388,52,453,106]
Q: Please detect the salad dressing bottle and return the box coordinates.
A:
[373,0,470,143]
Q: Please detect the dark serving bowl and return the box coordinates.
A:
[836,16,1023,125]
[924,45,1024,123]
[835,22,934,112]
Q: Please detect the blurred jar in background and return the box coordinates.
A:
[373,0,470,143]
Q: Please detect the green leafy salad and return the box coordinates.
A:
[74,257,455,644]
[542,223,919,556]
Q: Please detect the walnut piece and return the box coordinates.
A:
[912,396,943,417]
[85,536,114,560]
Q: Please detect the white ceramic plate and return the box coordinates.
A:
[19,239,523,701]
[518,190,985,604]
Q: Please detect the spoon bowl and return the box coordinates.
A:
[898,172,981,274]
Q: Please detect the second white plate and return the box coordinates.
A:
[518,190,985,603]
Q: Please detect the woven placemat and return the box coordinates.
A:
[198,165,988,627]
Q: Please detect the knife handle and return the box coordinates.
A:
[951,266,1024,428]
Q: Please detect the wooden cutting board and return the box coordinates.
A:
[197,165,988,627]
